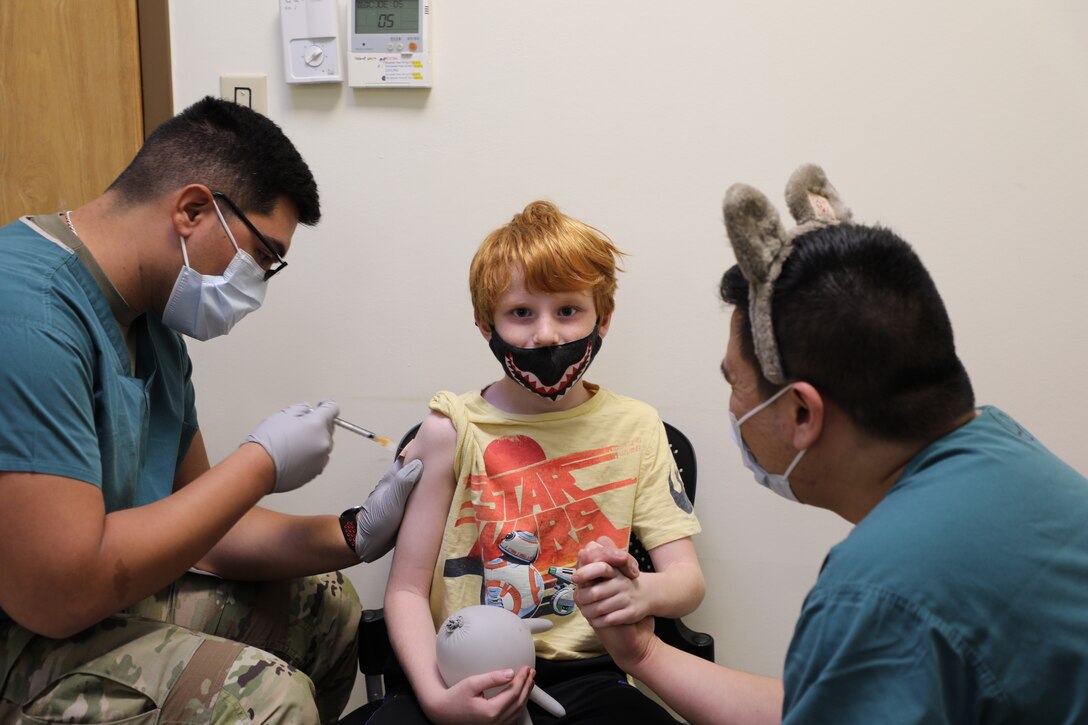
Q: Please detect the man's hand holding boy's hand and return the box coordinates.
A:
[575,536,640,579]
[572,537,648,626]
[573,537,657,673]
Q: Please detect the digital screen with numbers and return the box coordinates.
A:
[355,0,420,35]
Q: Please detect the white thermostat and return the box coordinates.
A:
[347,0,432,88]
[281,0,343,84]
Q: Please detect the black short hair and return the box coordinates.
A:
[720,223,974,441]
[108,96,320,225]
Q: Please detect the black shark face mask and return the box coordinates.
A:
[488,324,602,401]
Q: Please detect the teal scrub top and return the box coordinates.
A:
[0,216,198,514]
[783,407,1088,723]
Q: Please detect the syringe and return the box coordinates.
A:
[334,417,391,447]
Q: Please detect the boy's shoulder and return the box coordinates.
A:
[415,407,457,437]
[428,389,474,421]
[585,386,666,429]
[599,387,660,414]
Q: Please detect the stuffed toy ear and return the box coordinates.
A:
[784,163,852,230]
[436,605,566,721]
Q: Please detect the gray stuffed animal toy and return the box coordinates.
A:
[723,163,852,384]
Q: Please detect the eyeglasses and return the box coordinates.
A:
[211,191,288,280]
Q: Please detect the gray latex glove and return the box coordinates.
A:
[340,457,423,562]
[245,400,339,493]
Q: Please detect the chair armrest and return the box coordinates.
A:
[358,608,392,704]
[654,616,715,663]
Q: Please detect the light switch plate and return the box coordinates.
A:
[220,74,268,115]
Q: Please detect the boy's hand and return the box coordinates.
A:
[421,666,534,725]
[573,537,648,626]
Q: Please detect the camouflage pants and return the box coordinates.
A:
[0,571,361,724]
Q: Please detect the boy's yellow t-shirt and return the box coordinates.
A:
[427,384,701,660]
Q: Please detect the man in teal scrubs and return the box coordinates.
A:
[0,97,420,723]
[573,167,1088,724]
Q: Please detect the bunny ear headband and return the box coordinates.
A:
[723,163,852,384]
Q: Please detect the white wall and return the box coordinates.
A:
[169,0,1088,713]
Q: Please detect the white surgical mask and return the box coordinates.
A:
[162,199,267,340]
[729,384,807,502]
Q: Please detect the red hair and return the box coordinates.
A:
[469,200,625,329]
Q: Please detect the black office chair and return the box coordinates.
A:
[629,422,714,661]
[338,421,713,723]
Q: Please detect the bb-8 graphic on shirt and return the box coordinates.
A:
[483,530,578,617]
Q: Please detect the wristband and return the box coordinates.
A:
[339,505,363,553]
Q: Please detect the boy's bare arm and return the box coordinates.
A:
[385,412,459,703]
[643,537,705,617]
[384,412,535,724]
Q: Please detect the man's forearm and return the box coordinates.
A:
[628,636,784,725]
[196,507,358,580]
[0,445,273,638]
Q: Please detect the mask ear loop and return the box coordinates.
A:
[210,198,243,254]
[733,384,806,481]
[781,447,807,478]
[178,236,192,269]
[735,384,794,428]
[209,198,266,283]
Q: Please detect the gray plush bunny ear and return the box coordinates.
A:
[723,183,791,384]
[723,163,852,385]
[723,183,788,286]
[784,163,852,235]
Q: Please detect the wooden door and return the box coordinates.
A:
[0,0,145,220]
